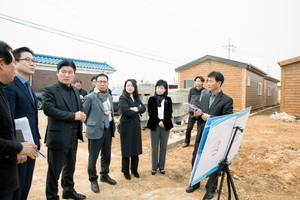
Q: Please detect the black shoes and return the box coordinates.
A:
[62,191,86,199]
[159,169,166,174]
[206,192,214,199]
[133,172,140,178]
[100,175,117,185]
[186,184,200,193]
[151,169,157,175]
[124,173,131,180]
[182,142,189,148]
[91,181,99,193]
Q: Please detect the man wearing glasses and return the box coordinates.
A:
[4,47,41,200]
[82,73,116,193]
[0,41,38,200]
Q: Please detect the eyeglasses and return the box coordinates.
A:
[16,57,37,64]
[96,81,108,84]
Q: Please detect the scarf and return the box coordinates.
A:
[95,88,111,115]
[154,93,166,107]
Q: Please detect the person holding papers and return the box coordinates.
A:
[4,46,41,200]
[0,41,38,200]
[186,71,233,199]
[147,79,173,175]
[43,60,86,200]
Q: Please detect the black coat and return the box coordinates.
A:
[0,83,23,196]
[119,95,145,157]
[146,96,173,131]
[42,82,84,149]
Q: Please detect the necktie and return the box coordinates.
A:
[104,114,110,128]
[25,81,35,102]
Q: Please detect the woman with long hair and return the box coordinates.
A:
[119,79,145,180]
[146,79,173,175]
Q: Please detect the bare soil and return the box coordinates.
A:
[28,107,300,199]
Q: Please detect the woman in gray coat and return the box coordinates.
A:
[119,79,145,180]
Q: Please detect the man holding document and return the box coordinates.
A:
[0,41,38,200]
[4,46,41,200]
[186,71,233,199]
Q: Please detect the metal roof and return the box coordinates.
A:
[35,54,116,72]
[174,54,248,72]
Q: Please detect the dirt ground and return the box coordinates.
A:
[28,107,300,200]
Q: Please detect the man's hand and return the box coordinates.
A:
[20,142,39,159]
[17,154,27,164]
[194,109,203,117]
[75,111,86,122]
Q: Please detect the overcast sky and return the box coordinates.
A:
[1,0,299,88]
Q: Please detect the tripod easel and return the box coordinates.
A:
[202,126,243,200]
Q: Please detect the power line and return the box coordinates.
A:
[0,13,182,66]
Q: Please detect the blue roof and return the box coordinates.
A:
[35,54,116,72]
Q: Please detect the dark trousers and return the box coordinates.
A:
[185,115,197,144]
[0,192,13,200]
[191,140,218,192]
[122,156,139,175]
[88,127,112,182]
[13,158,35,200]
[46,133,78,200]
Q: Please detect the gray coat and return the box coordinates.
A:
[83,92,115,139]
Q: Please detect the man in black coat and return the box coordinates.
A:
[186,71,233,199]
[4,46,42,200]
[0,41,38,200]
[43,60,86,200]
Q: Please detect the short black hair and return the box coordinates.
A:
[96,73,109,81]
[57,60,76,72]
[74,80,82,84]
[12,47,34,60]
[208,71,224,86]
[0,40,13,64]
[194,76,205,82]
[155,79,169,95]
[91,76,97,82]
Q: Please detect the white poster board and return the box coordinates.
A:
[189,107,251,186]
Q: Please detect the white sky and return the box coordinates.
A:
[1,0,299,88]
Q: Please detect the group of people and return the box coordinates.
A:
[0,39,233,200]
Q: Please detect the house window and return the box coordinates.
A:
[247,76,251,86]
[258,83,262,95]
[184,79,194,88]
[267,86,272,96]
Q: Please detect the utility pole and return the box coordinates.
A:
[222,39,236,59]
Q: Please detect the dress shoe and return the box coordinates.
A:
[91,181,99,193]
[62,191,86,200]
[151,169,157,175]
[186,184,200,193]
[100,175,117,185]
[124,173,131,180]
[206,192,214,199]
[132,172,140,178]
[182,142,189,148]
[159,169,166,174]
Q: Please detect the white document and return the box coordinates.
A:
[14,117,35,144]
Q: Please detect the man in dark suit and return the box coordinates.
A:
[43,60,87,200]
[0,41,38,200]
[4,46,41,200]
[82,73,116,193]
[186,71,233,199]
[74,80,88,99]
